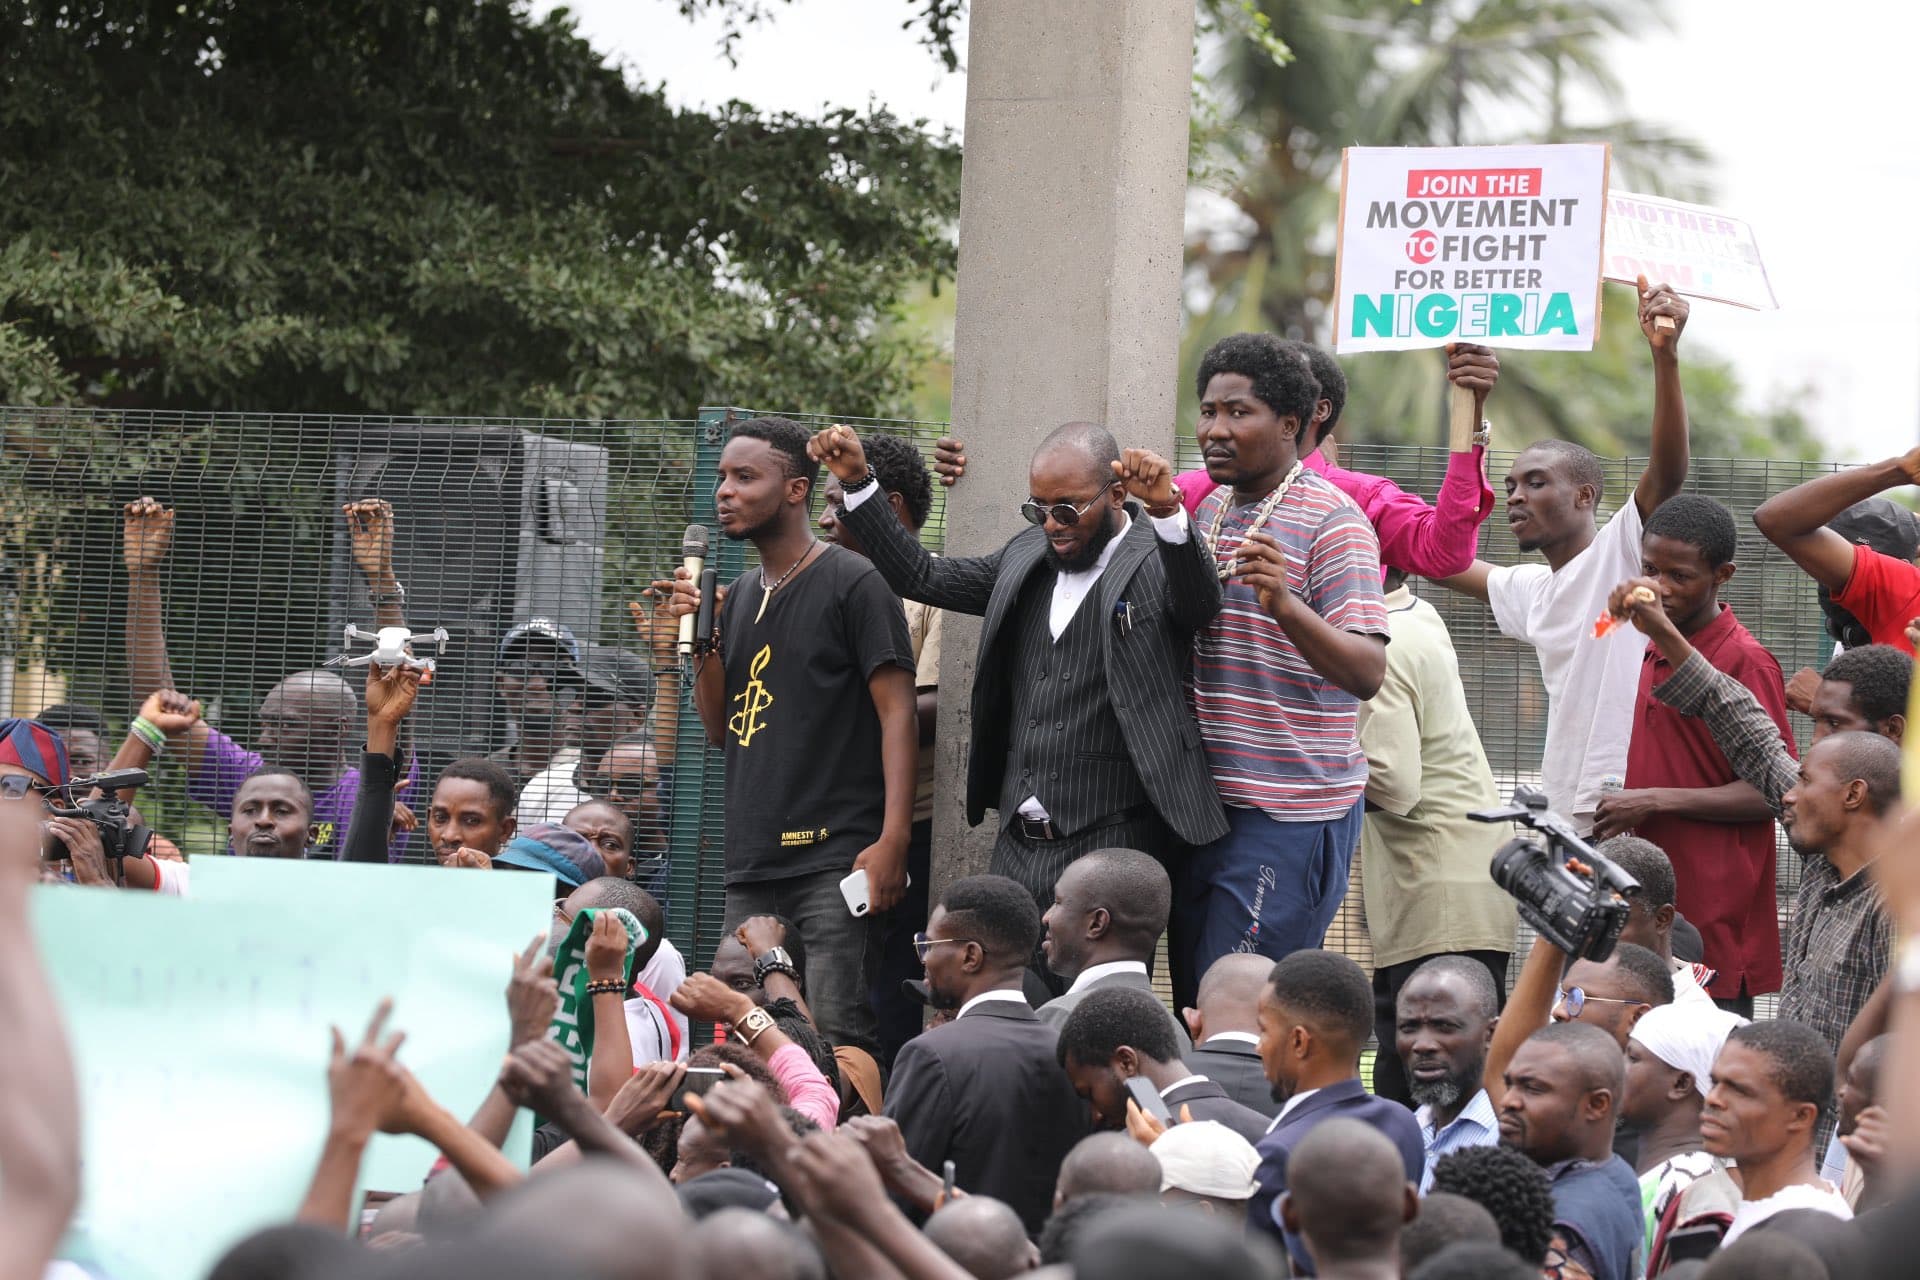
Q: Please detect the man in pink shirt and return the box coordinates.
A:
[939,341,1501,583]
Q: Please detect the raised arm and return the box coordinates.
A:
[1313,345,1500,580]
[1234,528,1386,699]
[812,425,1003,616]
[648,571,727,747]
[1435,559,1495,605]
[468,936,561,1149]
[1112,447,1224,633]
[0,803,80,1280]
[343,500,407,630]
[122,497,208,776]
[1614,579,1799,816]
[1483,936,1566,1100]
[583,913,638,1111]
[1753,448,1920,593]
[341,664,422,865]
[630,598,684,768]
[1633,278,1691,518]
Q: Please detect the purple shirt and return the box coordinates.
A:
[189,726,419,862]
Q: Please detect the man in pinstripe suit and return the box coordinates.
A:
[808,420,1229,928]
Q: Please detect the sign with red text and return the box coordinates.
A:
[1604,190,1778,311]
[1334,144,1610,353]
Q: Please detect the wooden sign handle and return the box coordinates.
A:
[1449,383,1477,454]
[1654,316,1676,333]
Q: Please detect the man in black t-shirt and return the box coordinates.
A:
[655,415,917,1056]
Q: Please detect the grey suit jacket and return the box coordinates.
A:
[1188,1037,1279,1119]
[1036,969,1193,1058]
[842,495,1229,846]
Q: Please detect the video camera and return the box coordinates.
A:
[1469,786,1639,963]
[44,769,154,863]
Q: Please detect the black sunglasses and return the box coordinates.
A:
[1019,490,1111,527]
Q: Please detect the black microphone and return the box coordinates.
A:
[693,568,719,656]
[676,524,710,658]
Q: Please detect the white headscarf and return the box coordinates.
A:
[1629,1001,1748,1096]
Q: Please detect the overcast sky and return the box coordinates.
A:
[543,0,1916,463]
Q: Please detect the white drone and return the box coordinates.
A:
[328,624,450,677]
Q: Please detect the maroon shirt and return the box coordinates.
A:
[1631,606,1792,998]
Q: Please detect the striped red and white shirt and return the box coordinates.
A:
[1192,471,1387,822]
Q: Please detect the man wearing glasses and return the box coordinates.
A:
[808,420,1226,957]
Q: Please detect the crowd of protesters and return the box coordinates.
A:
[7,280,1920,1280]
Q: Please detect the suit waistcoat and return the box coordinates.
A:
[1000,568,1147,832]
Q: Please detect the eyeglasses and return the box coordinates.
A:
[1019,494,1107,527]
[912,932,978,960]
[553,898,575,923]
[1554,986,1643,1019]
[0,774,42,800]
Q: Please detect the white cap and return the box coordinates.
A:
[1150,1120,1260,1200]
[1630,1001,1749,1098]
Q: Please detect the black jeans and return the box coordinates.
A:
[1370,949,1510,1107]
[870,819,934,1070]
[726,867,880,1059]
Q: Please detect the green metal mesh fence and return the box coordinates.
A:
[0,403,1846,1009]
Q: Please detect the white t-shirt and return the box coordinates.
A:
[1485,498,1647,823]
[515,750,588,828]
[1722,1180,1853,1243]
[636,938,689,1061]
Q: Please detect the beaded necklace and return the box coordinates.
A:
[1203,461,1304,581]
[755,539,821,623]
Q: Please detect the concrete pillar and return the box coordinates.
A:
[930,0,1194,895]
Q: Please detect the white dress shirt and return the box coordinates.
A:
[1267,1086,1321,1134]
[843,483,1193,818]
[1066,959,1149,995]
[1201,1031,1261,1048]
[957,988,1032,1019]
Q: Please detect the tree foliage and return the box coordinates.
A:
[1184,0,1817,460]
[0,0,961,418]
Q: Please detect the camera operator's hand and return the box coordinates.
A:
[46,815,111,887]
[505,934,559,1050]
[121,497,175,574]
[1591,789,1663,842]
[644,567,709,623]
[138,689,202,739]
[628,596,678,670]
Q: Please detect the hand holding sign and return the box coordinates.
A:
[1637,276,1688,347]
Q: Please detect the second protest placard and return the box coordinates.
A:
[1334,143,1611,353]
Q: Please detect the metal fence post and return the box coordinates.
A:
[664,407,749,970]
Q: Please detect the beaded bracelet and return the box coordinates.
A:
[130,716,168,752]
[585,979,627,997]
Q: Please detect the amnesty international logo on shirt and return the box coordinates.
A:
[730,644,775,746]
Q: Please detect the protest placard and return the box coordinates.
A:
[1604,189,1778,311]
[36,858,549,1280]
[1334,144,1611,354]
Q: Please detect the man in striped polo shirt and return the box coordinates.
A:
[1169,333,1396,1003]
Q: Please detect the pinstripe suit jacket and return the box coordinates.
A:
[842,497,1230,846]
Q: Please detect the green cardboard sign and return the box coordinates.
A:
[35,858,550,1280]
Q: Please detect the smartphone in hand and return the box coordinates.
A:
[668,1067,728,1114]
[1125,1076,1175,1127]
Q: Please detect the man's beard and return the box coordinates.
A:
[1408,1073,1467,1114]
[1046,506,1120,573]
